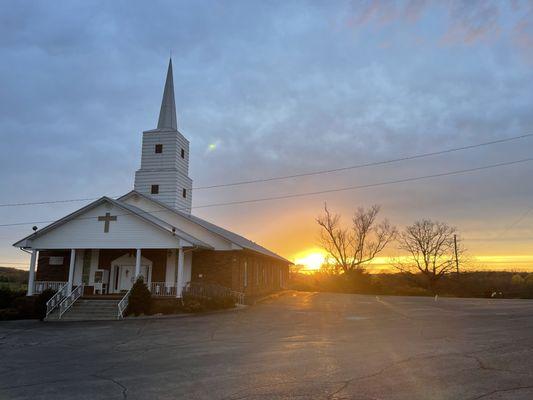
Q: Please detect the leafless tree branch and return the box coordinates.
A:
[317,203,397,274]
[394,219,467,291]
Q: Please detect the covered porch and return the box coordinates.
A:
[28,247,193,298]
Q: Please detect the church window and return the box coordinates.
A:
[151,185,159,194]
[181,148,185,158]
[182,188,187,198]
[243,260,248,288]
[155,144,163,153]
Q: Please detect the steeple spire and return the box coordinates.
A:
[157,58,177,130]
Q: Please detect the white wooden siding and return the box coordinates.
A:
[135,129,192,212]
[140,131,190,173]
[123,195,235,250]
[28,202,182,249]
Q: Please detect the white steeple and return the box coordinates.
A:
[134,59,193,213]
[157,58,177,130]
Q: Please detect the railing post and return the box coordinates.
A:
[176,248,184,298]
[135,248,142,278]
[26,250,38,296]
[67,249,76,294]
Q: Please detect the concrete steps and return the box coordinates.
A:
[46,298,121,321]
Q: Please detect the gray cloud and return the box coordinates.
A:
[1,0,532,266]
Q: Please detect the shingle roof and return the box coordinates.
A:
[119,191,292,263]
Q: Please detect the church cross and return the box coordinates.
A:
[98,212,117,233]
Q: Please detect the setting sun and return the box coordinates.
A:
[294,250,326,271]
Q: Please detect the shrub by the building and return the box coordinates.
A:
[34,289,56,320]
[127,277,152,316]
[182,293,235,313]
[150,298,183,315]
[0,287,41,320]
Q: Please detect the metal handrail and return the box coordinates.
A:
[117,288,131,319]
[58,285,84,319]
[45,282,69,317]
[230,290,245,305]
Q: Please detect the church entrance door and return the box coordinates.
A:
[116,265,151,292]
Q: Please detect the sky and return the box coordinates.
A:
[1,0,532,271]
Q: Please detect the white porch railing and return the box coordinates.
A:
[149,282,178,297]
[45,283,69,317]
[117,288,131,319]
[58,284,84,319]
[34,281,67,294]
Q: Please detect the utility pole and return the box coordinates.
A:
[454,234,459,276]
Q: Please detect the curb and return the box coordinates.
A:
[250,290,295,305]
[125,304,247,321]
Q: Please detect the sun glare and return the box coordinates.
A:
[294,251,326,271]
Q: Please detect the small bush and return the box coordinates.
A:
[0,287,25,309]
[0,287,30,320]
[511,274,525,286]
[206,295,235,310]
[182,296,205,313]
[127,277,152,316]
[0,287,14,309]
[34,289,56,320]
[0,308,20,321]
[150,298,183,315]
[181,293,235,313]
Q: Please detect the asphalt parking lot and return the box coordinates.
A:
[1,292,533,400]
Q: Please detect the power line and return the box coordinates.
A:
[495,206,533,240]
[191,157,533,209]
[0,132,531,208]
[192,132,533,189]
[0,156,531,229]
[0,197,102,208]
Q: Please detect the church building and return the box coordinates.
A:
[13,59,290,317]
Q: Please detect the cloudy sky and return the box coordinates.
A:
[1,0,532,270]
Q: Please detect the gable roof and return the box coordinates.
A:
[13,196,212,249]
[119,190,292,263]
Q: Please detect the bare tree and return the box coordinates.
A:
[395,219,466,291]
[316,204,397,274]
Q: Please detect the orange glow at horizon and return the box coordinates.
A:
[293,249,326,271]
[290,249,533,273]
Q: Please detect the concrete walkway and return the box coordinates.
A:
[1,292,533,399]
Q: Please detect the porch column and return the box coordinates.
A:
[67,249,76,293]
[26,249,38,296]
[176,247,184,298]
[135,249,142,279]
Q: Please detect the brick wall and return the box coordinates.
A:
[191,249,290,295]
[191,250,235,288]
[35,250,71,281]
[141,249,167,282]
